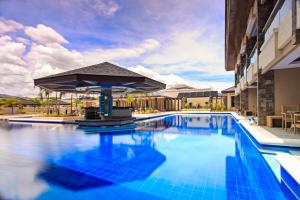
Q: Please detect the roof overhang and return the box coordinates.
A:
[225,0,254,71]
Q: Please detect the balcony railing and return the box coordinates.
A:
[278,0,292,48]
[259,0,293,70]
[263,0,293,48]
[259,29,278,70]
[247,48,258,84]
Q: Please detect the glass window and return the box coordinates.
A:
[250,49,257,65]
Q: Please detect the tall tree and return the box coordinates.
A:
[0,98,20,114]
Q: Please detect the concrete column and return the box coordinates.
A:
[99,88,112,118]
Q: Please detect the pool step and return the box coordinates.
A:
[277,155,300,199]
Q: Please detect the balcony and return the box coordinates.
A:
[247,63,258,85]
[259,0,293,71]
[259,29,278,70]
[278,0,292,49]
[247,48,258,85]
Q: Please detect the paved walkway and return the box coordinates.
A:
[0,114,40,120]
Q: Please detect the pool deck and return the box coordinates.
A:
[2,114,80,124]
[232,113,300,148]
[277,154,300,185]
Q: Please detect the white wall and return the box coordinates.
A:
[186,97,210,108]
[274,68,300,115]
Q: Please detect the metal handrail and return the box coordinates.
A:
[262,0,285,33]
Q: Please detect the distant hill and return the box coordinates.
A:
[0,94,40,105]
[0,94,17,98]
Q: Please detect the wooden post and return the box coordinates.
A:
[70,94,73,115]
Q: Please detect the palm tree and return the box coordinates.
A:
[74,98,83,115]
[0,98,20,114]
[38,89,44,102]
[57,92,65,115]
[44,90,52,115]
[29,98,41,112]
[127,96,134,108]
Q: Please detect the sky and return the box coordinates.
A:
[0,0,233,97]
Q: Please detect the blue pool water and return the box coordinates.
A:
[0,114,298,200]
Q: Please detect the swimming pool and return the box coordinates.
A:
[0,114,298,200]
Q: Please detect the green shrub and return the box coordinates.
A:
[221,103,226,111]
[145,109,152,114]
[216,103,221,111]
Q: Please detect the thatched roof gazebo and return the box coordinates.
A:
[34,62,166,126]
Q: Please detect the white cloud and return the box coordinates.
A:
[190,81,232,92]
[128,65,189,88]
[83,39,160,65]
[16,37,31,45]
[0,35,34,97]
[0,19,161,96]
[27,43,84,78]
[59,0,120,17]
[0,18,23,33]
[143,31,227,76]
[34,64,63,78]
[27,38,160,79]
[0,36,27,66]
[90,0,120,16]
[0,17,232,97]
[25,24,69,44]
[128,65,232,92]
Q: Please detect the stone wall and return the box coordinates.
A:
[258,70,275,125]
[240,89,249,113]
[234,94,240,111]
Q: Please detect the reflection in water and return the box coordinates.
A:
[136,114,235,136]
[0,114,297,200]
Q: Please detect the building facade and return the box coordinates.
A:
[221,86,236,111]
[225,0,300,125]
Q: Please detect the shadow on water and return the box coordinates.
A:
[38,164,113,190]
[38,133,166,190]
